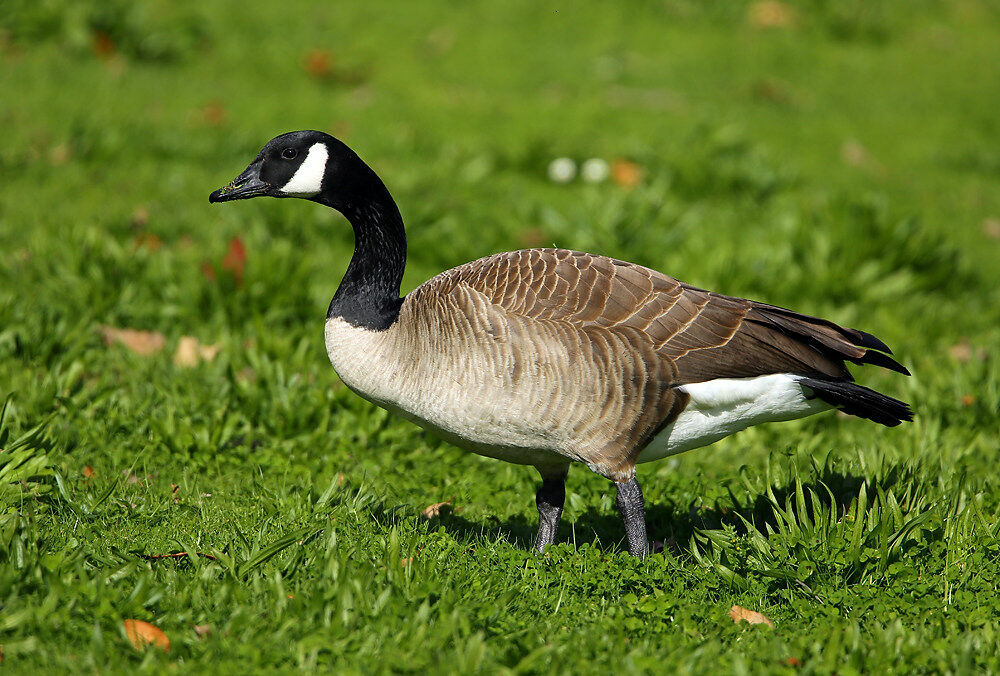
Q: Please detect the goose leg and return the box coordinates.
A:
[615,477,649,558]
[534,468,567,553]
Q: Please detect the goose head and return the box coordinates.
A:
[209,130,371,210]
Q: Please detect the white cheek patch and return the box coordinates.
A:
[280,142,328,196]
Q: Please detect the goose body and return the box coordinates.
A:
[212,131,912,557]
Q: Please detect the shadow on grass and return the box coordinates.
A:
[391,467,908,554]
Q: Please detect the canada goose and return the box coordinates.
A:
[210,131,912,558]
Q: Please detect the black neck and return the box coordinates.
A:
[319,164,406,331]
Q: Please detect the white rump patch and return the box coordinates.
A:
[637,373,831,463]
[280,142,328,196]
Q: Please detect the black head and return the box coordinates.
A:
[209,130,364,206]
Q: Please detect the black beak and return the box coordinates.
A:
[209,159,270,203]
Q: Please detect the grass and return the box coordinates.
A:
[2,0,1000,671]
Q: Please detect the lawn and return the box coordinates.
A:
[2,0,1000,671]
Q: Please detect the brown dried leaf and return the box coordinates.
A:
[91,30,116,59]
[961,394,975,407]
[194,624,211,639]
[304,49,333,80]
[131,206,150,228]
[173,336,221,368]
[201,261,217,281]
[199,101,227,127]
[101,326,165,356]
[49,143,72,166]
[518,228,546,247]
[421,501,451,519]
[729,605,774,628]
[83,465,95,479]
[221,236,247,286]
[133,233,162,251]
[841,139,871,167]
[124,619,170,651]
[611,159,643,188]
[748,1,797,29]
[949,340,972,363]
[983,218,1000,241]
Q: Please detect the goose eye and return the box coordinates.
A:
[281,148,298,160]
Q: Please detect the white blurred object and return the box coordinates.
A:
[547,157,577,183]
[581,158,610,183]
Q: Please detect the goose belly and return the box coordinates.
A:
[324,317,580,465]
[637,374,831,463]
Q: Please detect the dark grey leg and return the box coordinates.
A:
[615,477,649,558]
[534,469,567,553]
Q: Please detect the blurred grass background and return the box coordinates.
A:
[1,0,1000,671]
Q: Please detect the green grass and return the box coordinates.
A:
[2,0,1000,671]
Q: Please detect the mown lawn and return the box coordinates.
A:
[2,0,1000,671]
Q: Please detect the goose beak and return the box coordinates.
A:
[209,160,270,203]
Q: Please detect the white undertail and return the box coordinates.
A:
[637,374,831,462]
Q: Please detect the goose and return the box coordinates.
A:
[210,130,912,558]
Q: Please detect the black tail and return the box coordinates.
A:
[798,377,913,427]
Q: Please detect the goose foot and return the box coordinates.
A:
[615,477,649,558]
[534,468,567,553]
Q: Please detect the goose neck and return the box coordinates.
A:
[323,184,407,331]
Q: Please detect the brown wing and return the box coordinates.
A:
[423,248,906,384]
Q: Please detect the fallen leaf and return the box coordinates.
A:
[221,236,247,286]
[748,1,796,29]
[201,261,217,281]
[611,159,643,188]
[173,336,221,367]
[751,77,792,104]
[518,228,546,247]
[91,30,116,59]
[949,340,972,363]
[730,605,774,628]
[49,143,72,166]
[133,233,162,251]
[194,624,211,639]
[785,657,801,667]
[132,206,150,227]
[83,466,95,479]
[124,619,170,651]
[961,394,975,407]
[984,218,1000,241]
[101,326,166,356]
[421,501,451,519]
[336,472,346,486]
[199,101,227,127]
[304,49,333,80]
[841,139,871,167]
